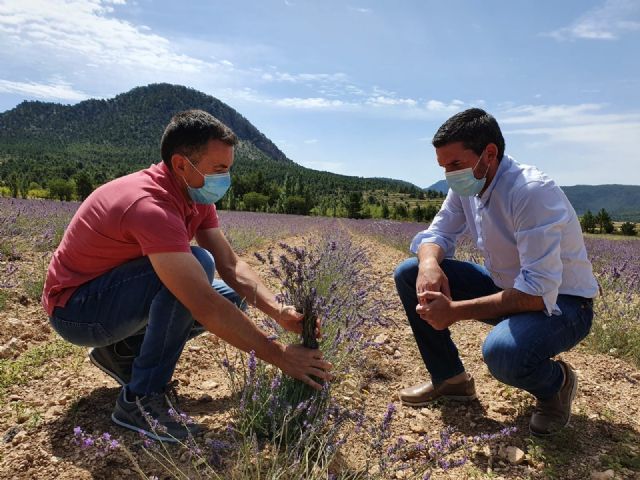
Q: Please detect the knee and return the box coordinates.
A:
[482,334,527,383]
[393,257,418,290]
[191,247,215,283]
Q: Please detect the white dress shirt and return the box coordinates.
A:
[410,155,599,315]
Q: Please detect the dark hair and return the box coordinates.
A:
[161,110,238,169]
[432,108,505,160]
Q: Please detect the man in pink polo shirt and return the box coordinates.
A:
[43,110,332,442]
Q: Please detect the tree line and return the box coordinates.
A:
[580,208,637,236]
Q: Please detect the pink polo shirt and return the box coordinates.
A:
[42,162,219,316]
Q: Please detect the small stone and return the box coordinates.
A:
[50,456,60,464]
[45,406,63,418]
[8,317,20,327]
[8,394,21,402]
[202,380,219,390]
[61,378,71,388]
[482,445,492,457]
[11,430,27,445]
[373,333,389,344]
[631,372,640,381]
[505,446,525,465]
[0,346,12,359]
[188,345,202,352]
[384,345,395,355]
[393,349,402,359]
[590,470,615,480]
[409,421,427,434]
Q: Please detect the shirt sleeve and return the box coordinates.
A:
[197,203,220,230]
[511,181,567,315]
[410,190,467,257]
[120,197,192,255]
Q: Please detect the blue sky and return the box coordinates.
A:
[1,0,639,187]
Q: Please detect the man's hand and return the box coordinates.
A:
[277,305,304,334]
[416,290,459,330]
[277,306,322,339]
[278,344,333,390]
[416,258,451,305]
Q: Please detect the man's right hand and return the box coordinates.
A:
[416,257,451,305]
[278,344,333,390]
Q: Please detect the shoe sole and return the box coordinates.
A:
[529,364,578,437]
[111,413,180,443]
[399,393,477,407]
[89,349,127,386]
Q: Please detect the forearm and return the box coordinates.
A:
[453,288,545,321]
[195,293,284,367]
[417,242,445,266]
[219,260,282,319]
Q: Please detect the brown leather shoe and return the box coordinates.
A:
[398,374,476,407]
[529,360,577,436]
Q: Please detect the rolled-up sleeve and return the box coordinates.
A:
[512,182,567,315]
[410,191,467,257]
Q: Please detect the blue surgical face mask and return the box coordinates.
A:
[183,157,231,204]
[445,150,488,197]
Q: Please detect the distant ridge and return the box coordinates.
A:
[0,83,422,198]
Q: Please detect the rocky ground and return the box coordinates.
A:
[1,234,639,479]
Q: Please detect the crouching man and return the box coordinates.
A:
[43,109,332,441]
[394,108,597,436]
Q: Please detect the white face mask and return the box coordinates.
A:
[445,150,488,197]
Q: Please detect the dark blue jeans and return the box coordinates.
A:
[394,257,593,399]
[50,247,245,395]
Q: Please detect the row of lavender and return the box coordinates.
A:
[2,197,639,365]
[73,230,516,478]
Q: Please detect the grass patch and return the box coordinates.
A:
[525,427,582,479]
[599,433,640,472]
[587,290,640,368]
[0,339,84,399]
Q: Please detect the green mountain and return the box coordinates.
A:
[425,180,640,222]
[560,185,640,222]
[0,83,421,212]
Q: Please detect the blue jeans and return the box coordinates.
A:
[50,247,245,395]
[394,257,593,399]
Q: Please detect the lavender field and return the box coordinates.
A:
[1,197,639,479]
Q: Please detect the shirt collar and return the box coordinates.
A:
[478,154,512,204]
[158,161,197,215]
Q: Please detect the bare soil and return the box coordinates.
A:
[1,234,639,479]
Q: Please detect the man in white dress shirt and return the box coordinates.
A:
[394,108,598,436]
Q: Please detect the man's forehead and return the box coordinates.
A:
[436,142,470,166]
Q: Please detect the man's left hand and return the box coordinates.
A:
[416,291,459,330]
[277,305,304,334]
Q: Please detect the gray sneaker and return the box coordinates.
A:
[529,360,577,436]
[111,385,201,442]
[89,343,135,386]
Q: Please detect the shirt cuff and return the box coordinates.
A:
[410,235,452,256]
[513,278,562,317]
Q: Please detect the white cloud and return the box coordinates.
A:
[425,99,465,113]
[366,95,417,107]
[348,6,372,14]
[500,103,640,125]
[272,97,347,109]
[498,101,640,184]
[0,79,90,101]
[0,0,206,73]
[544,0,640,41]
